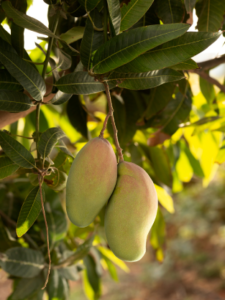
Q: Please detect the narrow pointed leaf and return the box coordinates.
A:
[155,0,185,24]
[0,156,19,180]
[11,276,43,300]
[56,71,116,94]
[0,25,11,44]
[16,186,45,238]
[0,90,34,112]
[0,70,23,91]
[2,1,58,38]
[184,0,197,13]
[0,38,46,100]
[107,0,121,34]
[171,58,198,70]
[11,23,25,58]
[0,247,45,278]
[107,69,184,90]
[80,9,104,69]
[115,32,220,73]
[92,23,189,74]
[60,26,85,44]
[37,127,66,160]
[0,131,36,169]
[50,90,73,105]
[196,0,225,32]
[120,0,154,31]
[79,0,100,11]
[57,140,74,158]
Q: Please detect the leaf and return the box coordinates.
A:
[0,25,11,44]
[102,256,118,281]
[0,217,18,252]
[107,69,184,90]
[155,0,185,24]
[56,71,115,94]
[184,0,197,13]
[196,0,225,32]
[0,247,45,278]
[80,9,104,69]
[67,95,88,139]
[2,1,58,39]
[0,131,36,169]
[56,140,74,158]
[60,26,85,44]
[79,0,100,11]
[11,22,25,58]
[154,184,174,213]
[171,58,198,70]
[182,142,204,177]
[84,254,101,297]
[37,127,66,161]
[11,276,43,300]
[46,170,67,192]
[50,90,72,105]
[120,0,154,31]
[47,270,69,300]
[107,0,121,35]
[92,23,189,74]
[58,266,79,281]
[16,186,45,238]
[54,47,72,71]
[0,70,23,91]
[0,155,19,180]
[199,76,215,104]
[0,90,34,112]
[0,38,46,101]
[150,208,165,262]
[116,32,220,73]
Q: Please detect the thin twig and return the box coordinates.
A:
[87,12,103,31]
[38,175,51,290]
[189,69,225,93]
[197,54,225,71]
[102,82,124,162]
[10,133,34,140]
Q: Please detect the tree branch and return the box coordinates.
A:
[197,55,225,71]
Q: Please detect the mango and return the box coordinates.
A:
[104,161,158,262]
[66,137,117,227]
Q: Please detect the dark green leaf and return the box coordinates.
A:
[11,22,25,58]
[0,247,45,278]
[2,1,58,38]
[0,156,19,180]
[150,208,165,261]
[37,127,66,161]
[0,217,18,252]
[80,9,104,69]
[116,32,220,73]
[56,71,115,94]
[120,0,154,31]
[199,76,215,104]
[50,91,72,105]
[16,186,45,238]
[58,266,79,281]
[47,270,69,300]
[11,276,43,300]
[54,47,72,70]
[196,0,225,32]
[84,254,101,297]
[184,0,197,13]
[0,38,46,101]
[107,0,121,34]
[60,26,85,44]
[0,90,34,112]
[0,70,23,91]
[155,0,185,24]
[67,95,88,139]
[79,0,100,11]
[0,131,36,169]
[171,58,198,70]
[107,69,184,90]
[0,25,11,44]
[92,23,189,74]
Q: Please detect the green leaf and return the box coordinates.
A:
[92,23,189,74]
[0,217,18,252]
[37,127,66,161]
[16,186,45,238]
[155,0,185,24]
[80,9,104,69]
[79,0,100,11]
[47,270,69,300]
[184,0,197,13]
[56,140,74,159]
[58,266,79,281]
[0,70,23,91]
[196,0,225,32]
[120,0,154,31]
[199,76,215,104]
[0,156,19,180]
[0,25,11,44]
[107,0,121,34]
[50,91,72,105]
[154,184,174,213]
[171,58,198,70]
[116,32,220,73]
[67,95,88,139]
[56,71,115,94]
[46,170,68,192]
[182,142,204,178]
[11,22,25,58]
[60,26,85,44]
[0,131,36,169]
[0,90,34,112]
[107,69,184,90]
[102,256,118,281]
[11,276,43,300]
[2,1,58,39]
[0,38,46,101]
[0,247,45,278]
[84,254,101,297]
[150,208,165,262]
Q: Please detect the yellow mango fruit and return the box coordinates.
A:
[105,161,158,262]
[66,137,117,227]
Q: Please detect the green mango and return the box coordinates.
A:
[105,161,158,262]
[66,137,117,227]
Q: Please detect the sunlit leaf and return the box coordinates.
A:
[154,184,174,213]
[150,208,165,262]
[98,246,129,272]
[60,26,85,44]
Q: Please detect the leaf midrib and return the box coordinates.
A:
[0,99,33,107]
[42,130,66,161]
[121,0,139,22]
[3,258,44,268]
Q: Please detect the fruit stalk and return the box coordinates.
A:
[101,82,124,162]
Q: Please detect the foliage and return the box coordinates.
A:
[0,0,225,299]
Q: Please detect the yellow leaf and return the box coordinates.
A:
[154,184,174,213]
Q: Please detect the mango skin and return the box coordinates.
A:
[105,161,158,262]
[66,137,117,227]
